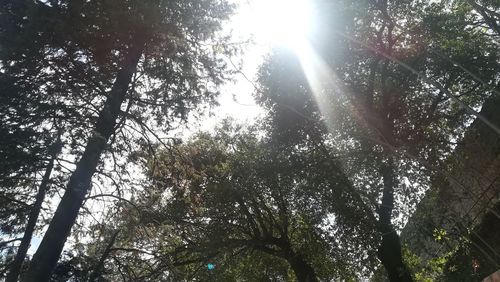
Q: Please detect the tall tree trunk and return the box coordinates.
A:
[5,140,61,282]
[377,159,413,282]
[22,40,144,282]
[286,254,318,282]
[87,230,120,282]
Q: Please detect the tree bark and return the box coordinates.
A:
[465,0,500,36]
[377,159,413,282]
[255,236,319,282]
[22,40,144,282]
[5,140,61,282]
[287,254,319,282]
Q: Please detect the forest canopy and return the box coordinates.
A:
[1,0,500,281]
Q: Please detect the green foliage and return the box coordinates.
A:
[255,0,500,280]
[101,120,377,280]
[0,0,236,279]
[1,0,499,280]
[402,245,451,282]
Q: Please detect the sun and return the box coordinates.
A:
[248,0,315,51]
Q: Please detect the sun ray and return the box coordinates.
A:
[294,40,342,134]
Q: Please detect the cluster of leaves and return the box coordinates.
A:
[1,0,499,280]
[34,0,500,279]
[0,0,236,279]
[98,120,376,280]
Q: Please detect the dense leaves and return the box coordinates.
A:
[1,0,235,280]
[96,121,376,280]
[1,0,499,281]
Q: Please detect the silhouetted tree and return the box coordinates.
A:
[1,0,235,280]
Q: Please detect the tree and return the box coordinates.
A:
[0,1,111,277]
[254,0,499,280]
[97,121,377,281]
[0,18,68,275]
[1,0,235,280]
[461,0,500,36]
[2,0,498,280]
[5,135,62,282]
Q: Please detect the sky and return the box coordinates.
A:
[192,0,267,131]
[8,0,498,269]
[192,0,315,132]
[20,0,317,256]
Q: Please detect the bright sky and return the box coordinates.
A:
[22,0,318,256]
[195,0,316,131]
[16,0,483,259]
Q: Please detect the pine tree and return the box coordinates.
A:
[1,0,235,280]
